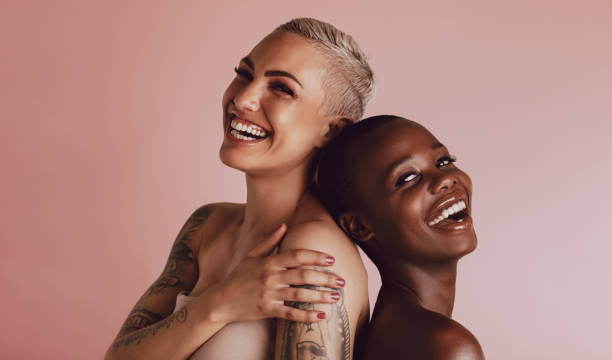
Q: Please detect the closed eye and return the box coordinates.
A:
[234,67,253,81]
[270,82,295,97]
[396,172,420,187]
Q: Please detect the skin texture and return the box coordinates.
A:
[275,194,369,360]
[106,31,367,360]
[337,118,484,359]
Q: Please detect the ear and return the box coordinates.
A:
[316,116,353,148]
[338,212,374,244]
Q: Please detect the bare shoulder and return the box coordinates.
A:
[416,311,485,360]
[365,304,484,360]
[189,202,244,246]
[282,192,365,274]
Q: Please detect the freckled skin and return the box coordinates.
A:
[338,118,484,359]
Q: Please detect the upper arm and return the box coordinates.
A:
[113,204,215,339]
[274,221,368,360]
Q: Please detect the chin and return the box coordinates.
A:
[219,144,244,171]
[454,231,478,259]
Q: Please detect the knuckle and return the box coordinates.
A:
[261,257,274,268]
[298,269,309,282]
[291,250,303,262]
[294,288,307,299]
[261,273,275,287]
[258,295,273,313]
[285,309,295,321]
[256,302,267,313]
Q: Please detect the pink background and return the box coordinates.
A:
[2,1,611,359]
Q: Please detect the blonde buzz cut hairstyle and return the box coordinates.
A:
[274,18,375,122]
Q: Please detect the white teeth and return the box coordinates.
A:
[428,200,467,226]
[230,129,257,141]
[230,120,268,138]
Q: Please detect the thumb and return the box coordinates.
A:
[247,223,287,258]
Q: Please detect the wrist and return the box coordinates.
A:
[194,283,232,325]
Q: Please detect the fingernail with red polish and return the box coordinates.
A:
[325,256,335,264]
[331,292,340,301]
[317,312,326,319]
[336,278,345,287]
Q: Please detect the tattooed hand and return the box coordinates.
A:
[207,223,346,324]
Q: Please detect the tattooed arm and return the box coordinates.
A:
[275,221,369,360]
[105,204,226,360]
[107,204,345,360]
[279,274,351,360]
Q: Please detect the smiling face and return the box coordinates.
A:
[349,119,476,264]
[220,31,343,176]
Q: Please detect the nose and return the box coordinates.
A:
[233,83,260,112]
[429,171,457,194]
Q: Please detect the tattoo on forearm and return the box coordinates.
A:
[111,306,188,352]
[118,308,164,335]
[140,205,213,299]
[280,270,350,360]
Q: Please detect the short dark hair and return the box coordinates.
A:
[315,115,401,221]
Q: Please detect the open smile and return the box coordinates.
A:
[426,194,472,231]
[226,113,271,143]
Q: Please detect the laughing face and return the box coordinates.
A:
[350,118,477,263]
[220,31,345,176]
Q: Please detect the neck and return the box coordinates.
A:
[379,258,458,317]
[239,162,312,244]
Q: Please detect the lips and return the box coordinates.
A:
[225,112,272,144]
[426,192,471,230]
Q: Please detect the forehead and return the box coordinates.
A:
[354,120,439,174]
[248,32,329,87]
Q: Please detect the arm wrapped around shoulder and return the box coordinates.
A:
[274,221,369,360]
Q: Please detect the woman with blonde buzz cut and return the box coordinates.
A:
[105,18,374,360]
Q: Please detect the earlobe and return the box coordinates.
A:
[338,213,374,244]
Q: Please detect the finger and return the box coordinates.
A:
[280,268,345,289]
[277,287,341,304]
[270,249,335,269]
[273,304,327,323]
[247,223,287,258]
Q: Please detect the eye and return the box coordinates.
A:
[270,82,295,97]
[437,155,457,168]
[234,67,252,81]
[396,172,420,187]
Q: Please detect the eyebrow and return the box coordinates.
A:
[386,156,413,177]
[386,142,447,176]
[240,56,303,88]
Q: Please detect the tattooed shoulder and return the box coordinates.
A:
[139,204,215,299]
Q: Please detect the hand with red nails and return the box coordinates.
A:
[204,223,346,324]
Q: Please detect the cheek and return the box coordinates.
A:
[457,170,473,196]
[274,106,327,147]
